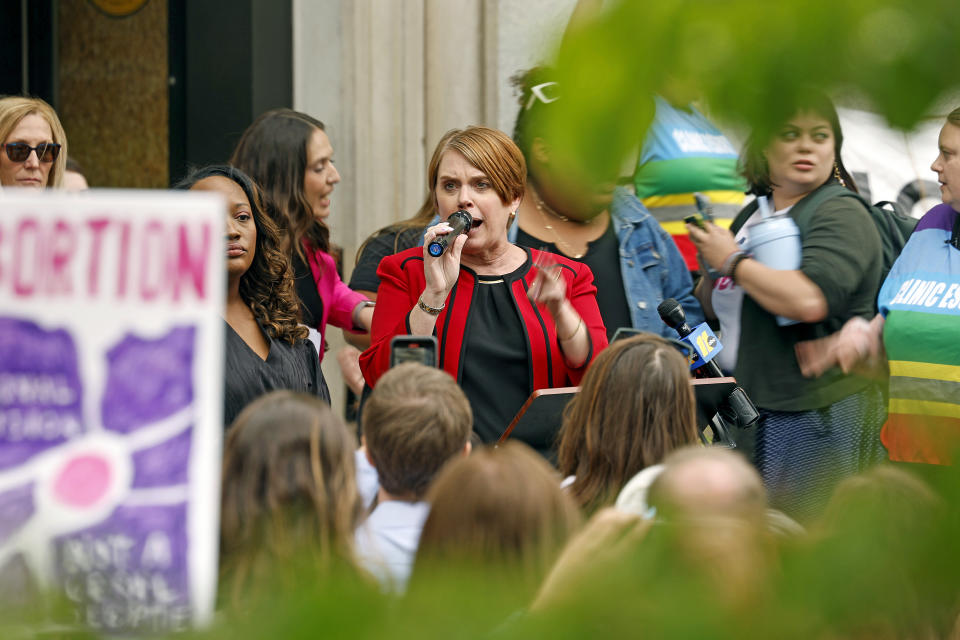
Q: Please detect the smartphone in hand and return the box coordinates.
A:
[390,335,438,368]
[684,213,708,230]
[693,192,715,223]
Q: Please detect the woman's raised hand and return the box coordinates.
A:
[421,221,469,303]
[528,253,567,315]
[529,252,590,367]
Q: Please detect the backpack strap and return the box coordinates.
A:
[875,200,918,246]
[874,200,900,212]
[730,181,852,236]
[729,198,759,235]
[952,208,960,250]
[784,181,852,231]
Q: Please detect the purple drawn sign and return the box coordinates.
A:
[54,503,191,633]
[0,190,224,633]
[101,328,195,434]
[0,318,202,634]
[0,318,84,471]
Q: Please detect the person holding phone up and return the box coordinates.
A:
[687,90,886,523]
[359,126,607,448]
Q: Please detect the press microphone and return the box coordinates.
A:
[658,298,759,430]
[427,210,473,257]
[657,298,724,378]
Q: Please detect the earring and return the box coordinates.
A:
[833,161,846,188]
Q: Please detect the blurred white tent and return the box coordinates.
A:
[838,108,944,218]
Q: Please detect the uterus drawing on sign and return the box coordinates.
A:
[0,318,197,631]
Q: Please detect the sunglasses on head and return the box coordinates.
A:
[523,81,560,111]
[3,142,61,163]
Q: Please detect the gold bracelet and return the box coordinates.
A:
[558,317,583,341]
[417,296,445,316]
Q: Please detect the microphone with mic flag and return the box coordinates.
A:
[427,210,473,257]
[657,298,724,378]
[657,298,759,452]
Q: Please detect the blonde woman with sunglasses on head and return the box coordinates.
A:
[0,96,67,189]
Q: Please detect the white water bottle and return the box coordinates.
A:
[746,197,802,326]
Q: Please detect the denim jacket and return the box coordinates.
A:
[508,187,703,338]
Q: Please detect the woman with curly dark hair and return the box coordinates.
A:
[176,165,329,427]
[231,110,373,362]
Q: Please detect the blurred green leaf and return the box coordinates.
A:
[548,0,960,181]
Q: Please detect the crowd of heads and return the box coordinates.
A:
[3,86,959,638]
[210,330,960,639]
[212,380,960,639]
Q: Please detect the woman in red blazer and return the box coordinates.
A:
[360,126,607,452]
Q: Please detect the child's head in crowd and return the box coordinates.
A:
[362,363,472,501]
[219,391,361,606]
[410,442,581,603]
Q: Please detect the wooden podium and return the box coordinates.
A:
[498,387,578,463]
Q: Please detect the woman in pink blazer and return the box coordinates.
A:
[231,109,373,363]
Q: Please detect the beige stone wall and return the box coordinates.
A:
[292,0,578,412]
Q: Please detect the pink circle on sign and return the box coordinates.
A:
[53,455,112,508]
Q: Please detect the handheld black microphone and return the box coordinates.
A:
[657,298,693,337]
[657,298,724,378]
[427,210,473,257]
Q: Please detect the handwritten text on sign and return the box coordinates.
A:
[0,217,212,303]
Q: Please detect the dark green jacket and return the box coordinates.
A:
[730,181,882,410]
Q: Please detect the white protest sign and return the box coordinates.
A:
[0,189,224,633]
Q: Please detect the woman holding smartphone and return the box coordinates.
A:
[687,90,886,523]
